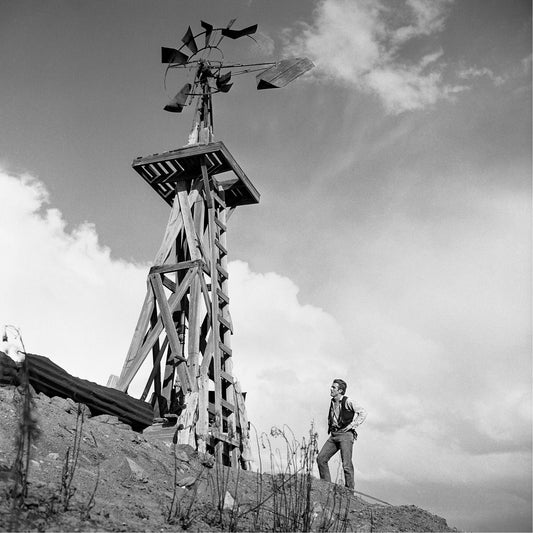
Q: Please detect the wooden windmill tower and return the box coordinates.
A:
[112,21,313,467]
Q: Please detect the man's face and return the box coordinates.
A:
[330,382,342,398]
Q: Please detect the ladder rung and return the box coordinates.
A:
[216,264,229,279]
[221,370,233,383]
[213,194,226,208]
[215,239,228,255]
[217,288,229,304]
[221,398,235,411]
[214,217,227,232]
[219,341,232,356]
[211,430,239,447]
[218,315,232,330]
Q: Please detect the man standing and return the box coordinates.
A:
[317,378,367,490]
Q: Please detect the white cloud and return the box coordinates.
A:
[283,0,467,113]
[458,65,506,86]
[0,168,148,383]
[392,0,453,44]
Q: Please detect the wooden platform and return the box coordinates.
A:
[132,141,260,208]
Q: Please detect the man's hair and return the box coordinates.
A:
[333,378,347,394]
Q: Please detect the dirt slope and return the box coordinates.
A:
[0,385,457,532]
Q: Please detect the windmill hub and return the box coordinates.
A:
[161,21,314,145]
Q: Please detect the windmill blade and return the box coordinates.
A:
[200,20,213,47]
[256,57,314,89]
[161,47,189,65]
[182,26,198,54]
[215,18,237,46]
[216,72,232,93]
[221,24,258,40]
[164,83,192,113]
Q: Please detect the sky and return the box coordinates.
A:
[0,0,531,531]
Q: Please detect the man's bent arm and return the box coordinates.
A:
[343,397,367,431]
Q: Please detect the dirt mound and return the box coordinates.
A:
[0,385,457,532]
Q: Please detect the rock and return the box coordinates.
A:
[49,396,79,413]
[47,452,60,460]
[91,414,120,425]
[91,414,131,430]
[120,457,149,483]
[199,452,215,468]
[176,475,196,487]
[175,444,196,461]
[174,448,190,462]
[223,491,235,510]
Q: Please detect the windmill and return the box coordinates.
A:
[111,21,313,467]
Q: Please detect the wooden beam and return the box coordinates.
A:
[150,273,192,392]
[117,288,155,391]
[196,372,209,453]
[176,180,202,261]
[198,271,212,321]
[154,199,183,265]
[176,391,199,446]
[130,268,197,389]
[154,185,201,265]
[140,336,168,402]
[150,259,205,276]
[187,273,201,391]
[201,157,213,209]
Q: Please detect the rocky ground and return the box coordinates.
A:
[0,384,457,532]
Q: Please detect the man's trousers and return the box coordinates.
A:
[316,431,355,489]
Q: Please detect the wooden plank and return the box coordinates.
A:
[117,289,155,391]
[148,306,163,413]
[201,158,213,209]
[214,216,227,232]
[208,207,222,423]
[219,142,260,203]
[212,192,226,209]
[220,398,235,412]
[150,274,192,392]
[219,341,232,357]
[154,194,184,266]
[176,391,198,446]
[150,260,204,276]
[176,180,201,261]
[216,288,229,304]
[187,273,201,390]
[234,380,253,466]
[220,370,233,383]
[211,430,239,447]
[218,315,232,331]
[124,269,195,396]
[161,275,176,292]
[199,330,214,375]
[161,345,176,408]
[196,372,209,453]
[136,268,196,365]
[226,207,236,223]
[214,239,228,256]
[140,337,169,402]
[216,264,229,279]
[154,185,201,265]
[192,197,211,269]
[198,272,212,321]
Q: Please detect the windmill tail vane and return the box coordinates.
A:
[161,20,314,143]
